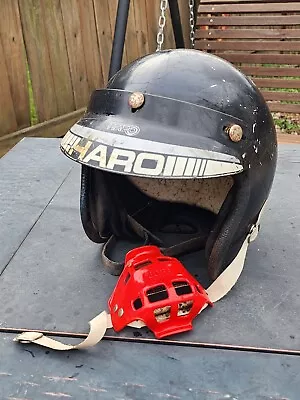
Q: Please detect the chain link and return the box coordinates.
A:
[189,0,195,49]
[156,0,168,52]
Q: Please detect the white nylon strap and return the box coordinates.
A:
[14,312,110,351]
[14,222,260,350]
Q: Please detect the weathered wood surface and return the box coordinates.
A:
[60,0,90,109]
[200,2,300,12]
[216,53,300,65]
[133,0,150,56]
[0,108,85,158]
[0,1,30,129]
[77,0,105,93]
[42,0,75,115]
[0,0,194,143]
[197,15,300,26]
[0,38,18,136]
[201,0,300,3]
[197,40,300,52]
[19,0,59,122]
[197,28,300,39]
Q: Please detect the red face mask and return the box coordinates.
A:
[108,246,213,339]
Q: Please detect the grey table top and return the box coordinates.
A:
[0,332,299,400]
[0,138,299,399]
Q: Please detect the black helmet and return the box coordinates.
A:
[61,49,277,281]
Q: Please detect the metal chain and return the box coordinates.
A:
[189,0,195,48]
[156,0,168,52]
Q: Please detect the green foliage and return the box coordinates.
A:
[26,61,38,126]
[272,114,300,134]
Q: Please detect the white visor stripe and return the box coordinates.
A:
[71,124,241,164]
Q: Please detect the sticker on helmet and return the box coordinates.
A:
[61,129,243,178]
[106,122,140,137]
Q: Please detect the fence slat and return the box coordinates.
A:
[196,29,300,39]
[199,0,300,3]
[125,1,140,64]
[19,0,58,122]
[0,0,29,129]
[164,5,176,50]
[93,0,113,82]
[199,2,300,13]
[197,15,300,25]
[216,53,300,64]
[178,0,191,48]
[145,0,159,53]
[60,0,90,109]
[42,0,75,115]
[0,38,18,136]
[262,91,300,102]
[197,40,300,52]
[253,78,300,89]
[240,66,300,77]
[77,0,104,92]
[267,103,300,113]
[132,0,150,57]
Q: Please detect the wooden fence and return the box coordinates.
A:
[1,0,300,157]
[0,0,195,157]
[196,0,300,114]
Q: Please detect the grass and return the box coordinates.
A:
[26,61,38,126]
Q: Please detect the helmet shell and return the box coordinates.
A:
[61,50,277,279]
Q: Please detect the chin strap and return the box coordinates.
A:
[14,218,261,351]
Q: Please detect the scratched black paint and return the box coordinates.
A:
[64,49,277,279]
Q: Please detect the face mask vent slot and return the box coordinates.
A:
[133,298,143,310]
[173,281,192,296]
[146,285,168,303]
